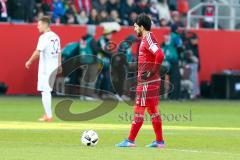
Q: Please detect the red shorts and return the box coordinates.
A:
[135,83,160,107]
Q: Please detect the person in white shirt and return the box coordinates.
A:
[25,16,62,122]
[156,0,171,23]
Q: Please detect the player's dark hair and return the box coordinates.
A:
[135,13,152,31]
[39,16,51,26]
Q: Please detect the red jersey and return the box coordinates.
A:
[137,32,162,83]
[135,32,164,107]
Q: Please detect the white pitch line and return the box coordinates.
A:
[165,148,240,157]
[0,140,239,157]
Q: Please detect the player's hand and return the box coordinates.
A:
[141,70,154,80]
[57,66,63,74]
[25,61,31,69]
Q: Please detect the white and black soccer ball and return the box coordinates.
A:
[81,130,99,146]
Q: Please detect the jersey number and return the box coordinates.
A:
[51,39,59,55]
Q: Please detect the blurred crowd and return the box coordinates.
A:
[0,0,202,100]
[60,24,200,101]
[0,0,190,27]
[161,25,201,100]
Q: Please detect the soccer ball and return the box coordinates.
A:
[81,130,99,146]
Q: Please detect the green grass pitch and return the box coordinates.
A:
[0,96,240,160]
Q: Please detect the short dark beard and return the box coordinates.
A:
[137,31,142,37]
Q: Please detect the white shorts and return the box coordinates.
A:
[37,72,57,92]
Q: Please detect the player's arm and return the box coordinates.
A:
[26,36,45,69]
[57,37,62,73]
[141,43,165,80]
[25,50,40,69]
[153,48,165,72]
[57,51,62,73]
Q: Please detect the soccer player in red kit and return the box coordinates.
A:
[116,13,165,148]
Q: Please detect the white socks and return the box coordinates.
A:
[41,91,52,118]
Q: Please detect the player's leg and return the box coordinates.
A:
[39,91,53,122]
[116,105,145,147]
[42,91,52,118]
[38,70,56,122]
[128,105,145,141]
[146,103,164,148]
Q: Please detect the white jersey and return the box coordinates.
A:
[36,31,61,92]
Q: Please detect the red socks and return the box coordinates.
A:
[151,113,163,142]
[128,114,144,142]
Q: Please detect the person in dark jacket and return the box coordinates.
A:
[78,25,100,100]
[185,34,201,98]
[120,0,137,25]
[106,0,119,14]
[186,34,200,71]
[7,0,26,23]
[161,24,183,100]
[24,0,35,22]
[111,35,138,101]
[135,0,149,14]
[95,29,115,98]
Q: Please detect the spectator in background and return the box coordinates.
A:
[92,0,107,12]
[35,9,45,22]
[96,29,115,98]
[120,0,137,26]
[36,11,44,22]
[202,0,215,28]
[161,24,183,100]
[183,49,200,99]
[0,0,7,22]
[25,0,35,23]
[171,11,184,28]
[74,0,92,15]
[177,0,189,28]
[34,0,52,21]
[160,18,170,27]
[129,12,138,26]
[107,0,119,14]
[136,0,149,14]
[111,35,138,101]
[41,0,53,15]
[148,0,160,26]
[77,10,89,24]
[0,0,188,27]
[156,0,171,24]
[186,34,200,71]
[109,9,121,24]
[111,39,129,101]
[79,25,99,100]
[88,8,98,24]
[168,0,177,11]
[64,0,78,24]
[52,0,65,24]
[177,0,189,16]
[186,34,200,99]
[97,10,110,23]
[7,0,26,23]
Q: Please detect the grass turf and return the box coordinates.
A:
[0,96,240,160]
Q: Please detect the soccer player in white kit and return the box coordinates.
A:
[25,16,62,122]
